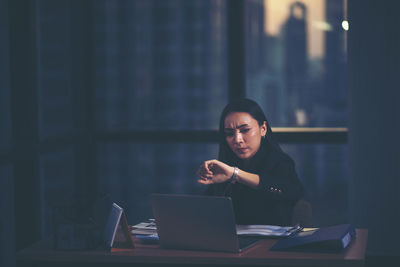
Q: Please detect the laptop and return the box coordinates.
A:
[150,193,259,253]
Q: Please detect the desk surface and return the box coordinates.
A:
[17,229,368,267]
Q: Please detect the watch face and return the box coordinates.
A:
[231,167,238,183]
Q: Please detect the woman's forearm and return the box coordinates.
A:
[235,168,260,188]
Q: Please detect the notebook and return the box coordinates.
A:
[150,194,259,253]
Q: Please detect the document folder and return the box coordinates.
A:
[270,224,356,252]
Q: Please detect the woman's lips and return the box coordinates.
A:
[236,148,248,154]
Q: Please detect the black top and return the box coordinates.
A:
[205,141,304,226]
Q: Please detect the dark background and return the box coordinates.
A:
[1,0,399,266]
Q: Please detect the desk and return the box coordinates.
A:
[17,229,368,267]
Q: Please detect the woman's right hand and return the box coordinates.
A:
[196,159,234,185]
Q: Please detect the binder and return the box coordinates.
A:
[270,224,356,252]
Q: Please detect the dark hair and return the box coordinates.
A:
[218,98,281,163]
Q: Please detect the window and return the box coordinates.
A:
[37,0,75,140]
[9,1,350,250]
[94,0,228,131]
[40,149,76,236]
[97,143,218,222]
[246,0,348,127]
[246,0,348,226]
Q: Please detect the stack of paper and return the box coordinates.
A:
[130,219,157,235]
[236,224,302,237]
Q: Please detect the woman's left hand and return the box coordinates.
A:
[196,159,234,185]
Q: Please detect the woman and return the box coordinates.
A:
[197,98,304,226]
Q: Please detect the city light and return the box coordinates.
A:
[312,21,332,31]
[342,20,349,31]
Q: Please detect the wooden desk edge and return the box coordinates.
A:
[16,229,369,267]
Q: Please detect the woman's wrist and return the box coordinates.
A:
[230,168,260,188]
[229,167,239,184]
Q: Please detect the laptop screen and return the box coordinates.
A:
[151,194,257,253]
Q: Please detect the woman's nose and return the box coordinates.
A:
[233,132,243,143]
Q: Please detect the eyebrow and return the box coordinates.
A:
[224,124,249,130]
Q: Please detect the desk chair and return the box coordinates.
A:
[291,198,312,227]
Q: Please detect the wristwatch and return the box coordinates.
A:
[230,167,239,184]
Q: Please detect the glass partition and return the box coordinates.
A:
[40,149,76,236]
[282,143,349,226]
[245,0,348,127]
[97,143,218,223]
[94,0,228,131]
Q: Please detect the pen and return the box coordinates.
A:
[286,224,303,236]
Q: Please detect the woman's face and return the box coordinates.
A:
[224,112,267,161]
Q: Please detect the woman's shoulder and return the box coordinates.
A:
[262,142,295,167]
